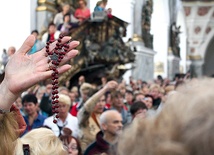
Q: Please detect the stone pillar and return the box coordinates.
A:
[190,59,204,78]
[36,0,57,33]
[132,41,156,81]
[133,0,144,38]
[167,48,180,80]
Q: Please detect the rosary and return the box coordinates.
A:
[45,34,70,123]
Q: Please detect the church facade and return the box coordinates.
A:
[1,0,214,81]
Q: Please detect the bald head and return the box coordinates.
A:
[100,110,119,124]
[100,110,123,136]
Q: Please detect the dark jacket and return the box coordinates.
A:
[84,131,110,155]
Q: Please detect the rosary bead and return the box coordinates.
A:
[45,34,70,123]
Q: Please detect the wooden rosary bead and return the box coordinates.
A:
[45,34,70,123]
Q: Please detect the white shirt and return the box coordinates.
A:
[43,113,79,138]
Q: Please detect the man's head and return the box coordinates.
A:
[130,101,148,119]
[100,110,123,136]
[22,94,38,116]
[111,91,124,109]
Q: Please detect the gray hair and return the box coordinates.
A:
[100,109,119,125]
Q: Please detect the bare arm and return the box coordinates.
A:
[78,80,118,126]
[0,35,79,111]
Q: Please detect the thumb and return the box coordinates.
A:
[17,35,36,55]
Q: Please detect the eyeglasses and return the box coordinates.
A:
[64,145,78,151]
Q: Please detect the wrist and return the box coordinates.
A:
[0,80,19,110]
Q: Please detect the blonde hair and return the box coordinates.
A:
[149,83,161,92]
[15,128,67,155]
[0,112,19,155]
[58,93,71,106]
[117,78,214,155]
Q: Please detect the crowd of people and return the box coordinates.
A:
[2,34,213,154]
[1,0,214,155]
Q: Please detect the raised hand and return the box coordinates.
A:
[105,80,118,90]
[0,35,79,110]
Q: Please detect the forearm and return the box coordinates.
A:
[0,80,20,111]
[84,87,108,112]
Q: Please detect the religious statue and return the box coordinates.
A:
[170,22,181,57]
[141,0,153,49]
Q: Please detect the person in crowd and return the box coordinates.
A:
[59,86,70,95]
[28,30,45,55]
[94,0,107,12]
[134,91,145,102]
[140,85,150,95]
[78,80,118,152]
[130,101,148,120]
[7,46,16,56]
[78,75,85,93]
[15,128,67,155]
[98,76,108,90]
[14,96,25,116]
[43,93,79,137]
[39,83,53,116]
[2,46,16,67]
[84,110,123,155]
[74,0,91,22]
[117,78,214,155]
[60,131,82,155]
[54,3,79,28]
[149,84,162,109]
[58,13,79,35]
[105,91,112,109]
[0,34,79,154]
[1,48,8,68]
[110,91,130,125]
[117,83,126,99]
[35,85,46,104]
[71,86,80,102]
[68,91,76,108]
[142,94,156,117]
[42,22,61,43]
[22,93,47,136]
[70,82,95,116]
[124,89,134,111]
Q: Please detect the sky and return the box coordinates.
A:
[0,0,31,55]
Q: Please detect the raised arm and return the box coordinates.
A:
[78,80,118,126]
[0,35,79,112]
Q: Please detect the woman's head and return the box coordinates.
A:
[15,128,67,155]
[58,93,71,116]
[93,95,106,114]
[60,135,82,155]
